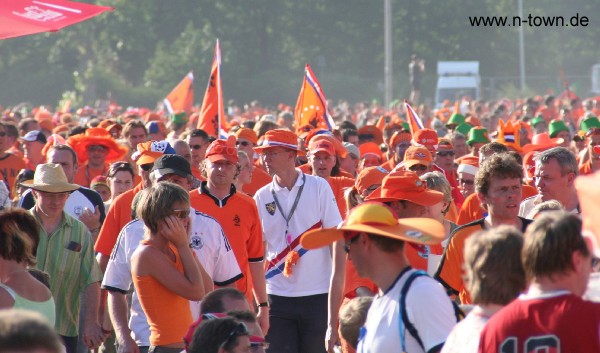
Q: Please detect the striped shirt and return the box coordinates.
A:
[31,209,103,337]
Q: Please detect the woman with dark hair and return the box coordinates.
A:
[106,161,135,207]
[0,209,55,325]
[188,317,251,353]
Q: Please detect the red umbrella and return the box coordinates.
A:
[0,0,113,40]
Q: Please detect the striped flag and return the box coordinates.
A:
[294,64,334,131]
[404,100,424,135]
[163,72,194,115]
[198,40,227,138]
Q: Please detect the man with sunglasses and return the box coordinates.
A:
[188,129,211,170]
[393,146,433,176]
[190,137,269,334]
[380,129,412,172]
[300,202,456,353]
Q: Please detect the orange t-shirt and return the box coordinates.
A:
[133,241,192,346]
[0,153,26,198]
[406,242,444,272]
[456,184,537,225]
[242,166,272,196]
[579,160,596,176]
[189,183,264,304]
[327,176,356,217]
[74,163,109,187]
[95,183,143,256]
[298,164,355,179]
[435,218,531,304]
[379,158,397,172]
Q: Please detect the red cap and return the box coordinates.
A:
[205,136,239,164]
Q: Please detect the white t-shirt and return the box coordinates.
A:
[440,308,490,353]
[357,269,456,353]
[254,171,342,297]
[102,210,242,345]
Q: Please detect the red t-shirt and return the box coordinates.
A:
[242,166,272,196]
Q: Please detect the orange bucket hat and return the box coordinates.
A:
[365,170,444,206]
[359,142,383,160]
[389,130,412,148]
[355,166,389,195]
[254,129,305,155]
[521,132,563,154]
[67,127,127,164]
[358,125,384,145]
[300,202,445,249]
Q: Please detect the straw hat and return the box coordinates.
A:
[24,163,79,193]
[300,202,445,249]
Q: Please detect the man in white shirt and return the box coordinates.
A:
[254,129,342,353]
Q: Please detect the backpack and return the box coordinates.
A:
[399,270,464,351]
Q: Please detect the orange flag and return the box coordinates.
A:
[197,40,226,137]
[575,173,600,257]
[294,64,334,131]
[164,72,194,114]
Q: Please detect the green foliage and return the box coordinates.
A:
[0,0,599,108]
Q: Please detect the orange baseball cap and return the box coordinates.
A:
[311,134,348,158]
[205,136,239,164]
[402,146,432,169]
[254,129,304,155]
[437,138,454,151]
[300,202,445,249]
[358,125,384,145]
[359,142,383,160]
[132,140,176,165]
[411,128,438,152]
[234,128,258,145]
[389,130,412,147]
[308,138,335,156]
[355,166,389,195]
[365,170,444,206]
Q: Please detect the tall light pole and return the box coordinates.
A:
[384,0,393,107]
[518,0,526,90]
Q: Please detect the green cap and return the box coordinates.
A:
[170,111,188,125]
[401,121,410,131]
[529,116,545,128]
[581,116,600,133]
[548,120,569,138]
[455,122,473,136]
[467,127,490,146]
[447,113,465,127]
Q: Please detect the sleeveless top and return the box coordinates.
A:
[132,240,193,346]
[0,283,55,326]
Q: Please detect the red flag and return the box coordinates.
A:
[164,72,194,115]
[0,0,113,40]
[294,64,334,131]
[404,100,424,135]
[198,40,226,137]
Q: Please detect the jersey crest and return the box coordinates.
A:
[265,201,276,215]
[189,234,204,250]
[233,214,241,226]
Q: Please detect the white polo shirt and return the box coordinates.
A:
[254,170,342,297]
[102,210,242,345]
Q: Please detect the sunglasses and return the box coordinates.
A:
[343,231,361,253]
[140,163,153,172]
[219,322,249,350]
[171,209,190,219]
[409,164,428,172]
[236,140,252,147]
[436,151,455,157]
[190,144,204,150]
[459,179,474,185]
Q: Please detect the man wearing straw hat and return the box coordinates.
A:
[300,202,456,353]
[26,163,104,353]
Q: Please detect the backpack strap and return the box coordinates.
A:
[399,270,428,351]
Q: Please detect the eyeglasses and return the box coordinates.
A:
[88,145,108,153]
[190,144,204,150]
[409,164,428,172]
[140,163,153,172]
[459,179,474,185]
[261,150,289,158]
[209,144,237,156]
[219,322,250,351]
[436,151,455,157]
[171,209,190,219]
[343,231,361,253]
[236,140,252,147]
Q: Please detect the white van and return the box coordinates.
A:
[435,61,481,108]
[592,64,600,95]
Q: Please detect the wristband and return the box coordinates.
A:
[257,302,269,308]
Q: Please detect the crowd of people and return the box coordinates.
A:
[0,93,599,353]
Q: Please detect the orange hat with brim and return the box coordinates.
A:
[67,127,127,164]
[300,202,445,249]
[521,132,564,154]
[311,134,348,158]
[254,129,305,155]
[359,142,383,160]
[355,166,389,195]
[401,146,432,169]
[358,125,384,145]
[234,128,258,145]
[389,130,412,147]
[365,170,444,206]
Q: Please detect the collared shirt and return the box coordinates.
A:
[31,209,102,337]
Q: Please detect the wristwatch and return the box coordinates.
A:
[257,302,269,308]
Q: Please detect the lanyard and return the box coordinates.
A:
[271,173,305,244]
